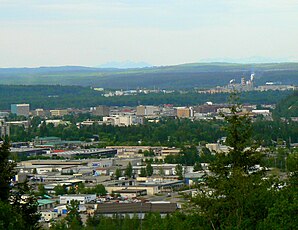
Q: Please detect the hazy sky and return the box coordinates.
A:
[1,0,298,67]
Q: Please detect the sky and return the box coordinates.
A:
[1,0,298,67]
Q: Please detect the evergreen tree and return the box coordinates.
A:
[125,162,133,178]
[37,184,47,196]
[65,200,82,228]
[115,168,122,179]
[54,184,67,196]
[193,162,203,172]
[158,166,165,176]
[175,164,183,180]
[140,167,147,177]
[0,138,16,202]
[146,163,154,177]
[10,180,40,229]
[192,93,276,229]
[0,201,25,230]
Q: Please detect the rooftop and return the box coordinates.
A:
[96,202,177,214]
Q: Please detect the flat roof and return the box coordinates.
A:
[114,189,147,193]
[96,203,177,214]
[37,199,55,206]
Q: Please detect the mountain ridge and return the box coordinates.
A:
[0,62,298,89]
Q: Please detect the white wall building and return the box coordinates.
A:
[60,194,96,205]
[40,211,58,222]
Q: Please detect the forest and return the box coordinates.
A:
[8,115,298,147]
[0,84,293,110]
[1,62,298,88]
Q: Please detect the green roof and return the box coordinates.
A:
[37,199,55,206]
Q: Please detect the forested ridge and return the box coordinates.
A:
[0,62,298,88]
[0,85,292,110]
[274,90,298,118]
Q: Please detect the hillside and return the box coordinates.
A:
[0,63,298,89]
[274,91,298,118]
[0,85,292,110]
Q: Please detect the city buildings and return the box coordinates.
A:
[0,119,10,137]
[136,105,159,116]
[50,109,68,117]
[103,115,143,126]
[11,104,30,117]
[91,105,110,116]
[176,107,192,118]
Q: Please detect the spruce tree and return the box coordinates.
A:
[125,162,133,178]
[192,93,276,229]
[146,163,153,177]
[0,138,16,202]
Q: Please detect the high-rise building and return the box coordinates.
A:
[92,105,110,116]
[11,104,30,117]
[0,119,10,137]
[136,105,159,116]
[176,107,191,118]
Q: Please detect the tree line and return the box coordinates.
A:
[0,85,292,110]
[8,115,298,148]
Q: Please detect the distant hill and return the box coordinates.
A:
[274,91,298,118]
[0,62,298,89]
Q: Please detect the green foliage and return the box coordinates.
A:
[0,201,25,230]
[140,167,147,177]
[84,211,210,230]
[193,162,203,171]
[81,184,106,196]
[165,146,206,166]
[175,164,183,180]
[125,162,133,178]
[273,90,298,118]
[54,185,67,196]
[192,94,278,229]
[1,63,298,89]
[158,166,165,176]
[0,138,16,202]
[143,149,155,157]
[10,181,41,230]
[115,168,122,179]
[0,84,292,111]
[286,151,298,172]
[146,163,153,177]
[50,219,68,230]
[65,200,82,228]
[37,184,47,196]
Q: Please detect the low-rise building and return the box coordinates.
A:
[176,107,192,118]
[60,194,96,205]
[40,211,58,222]
[50,109,68,117]
[37,199,56,211]
[95,202,178,219]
